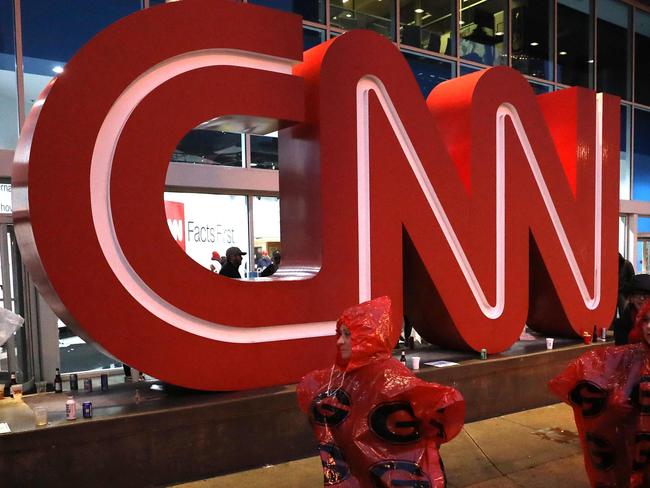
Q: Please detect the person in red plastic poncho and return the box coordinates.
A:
[297,296,465,487]
[549,299,650,487]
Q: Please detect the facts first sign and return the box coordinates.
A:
[12,0,620,391]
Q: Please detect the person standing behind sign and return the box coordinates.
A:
[260,250,281,277]
[209,251,221,273]
[219,247,246,278]
[613,274,650,345]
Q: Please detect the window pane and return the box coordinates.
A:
[529,81,552,94]
[164,192,251,274]
[21,0,140,116]
[459,0,507,66]
[330,0,396,40]
[557,0,593,88]
[304,26,325,50]
[248,0,325,24]
[596,0,630,100]
[253,196,281,274]
[400,0,455,56]
[633,108,650,201]
[173,129,244,167]
[403,51,453,97]
[0,0,17,150]
[620,104,631,199]
[250,132,278,170]
[460,63,481,76]
[511,0,553,81]
[635,10,650,106]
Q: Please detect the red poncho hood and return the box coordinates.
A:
[335,295,400,371]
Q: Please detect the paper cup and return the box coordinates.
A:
[412,356,421,370]
[546,338,554,350]
[583,334,592,345]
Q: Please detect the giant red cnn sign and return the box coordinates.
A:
[12,0,619,391]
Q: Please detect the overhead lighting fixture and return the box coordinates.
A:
[459,20,465,25]
[52,66,64,74]
[345,13,352,18]
[530,41,539,46]
[342,0,349,3]
[559,51,567,55]
[495,31,504,36]
[415,8,424,13]
[587,59,595,63]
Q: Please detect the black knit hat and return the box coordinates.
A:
[623,274,650,296]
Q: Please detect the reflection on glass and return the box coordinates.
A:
[253,196,281,275]
[400,0,454,56]
[250,132,278,170]
[403,51,453,97]
[511,0,552,80]
[634,237,650,274]
[620,105,631,199]
[529,81,552,95]
[21,0,140,116]
[173,130,244,167]
[248,0,324,23]
[460,63,481,76]
[596,0,630,100]
[633,108,650,201]
[330,0,395,40]
[557,0,593,88]
[164,192,250,274]
[0,0,18,150]
[58,319,123,373]
[459,0,506,66]
[635,10,650,106]
[304,26,325,50]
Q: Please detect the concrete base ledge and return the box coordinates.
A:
[0,341,603,487]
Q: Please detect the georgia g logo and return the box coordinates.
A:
[312,390,352,426]
[318,443,351,486]
[569,381,609,417]
[369,402,421,444]
[369,461,431,488]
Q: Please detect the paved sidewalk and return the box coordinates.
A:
[173,403,589,487]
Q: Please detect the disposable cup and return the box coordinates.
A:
[36,381,47,394]
[412,356,421,370]
[10,383,23,400]
[34,406,47,426]
[583,334,592,345]
[546,338,554,350]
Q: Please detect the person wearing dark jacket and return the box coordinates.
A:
[613,273,650,345]
[219,246,246,278]
[260,250,281,277]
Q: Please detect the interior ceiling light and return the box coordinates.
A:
[415,8,424,13]
[459,20,466,25]
[495,31,504,35]
[530,41,539,46]
[52,66,64,74]
[559,51,568,55]
[342,0,349,3]
[345,13,352,17]
[588,59,595,63]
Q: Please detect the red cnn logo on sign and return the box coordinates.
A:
[165,201,185,252]
[12,0,619,390]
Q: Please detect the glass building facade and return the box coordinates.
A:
[0,0,649,381]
